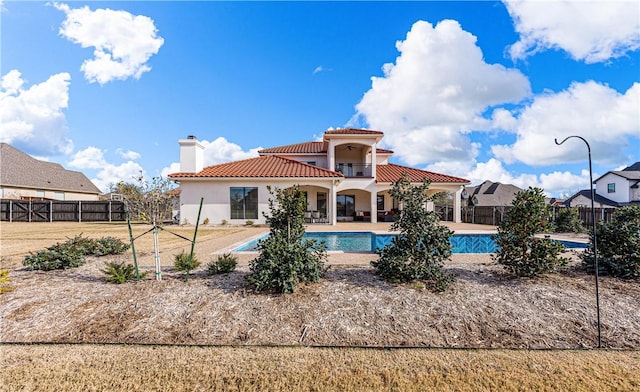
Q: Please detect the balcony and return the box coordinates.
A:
[335,163,372,178]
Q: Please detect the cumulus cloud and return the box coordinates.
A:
[0,70,73,155]
[459,158,590,197]
[505,0,640,63]
[353,19,530,167]
[116,148,141,160]
[68,146,145,191]
[53,2,164,84]
[492,81,640,166]
[161,137,262,176]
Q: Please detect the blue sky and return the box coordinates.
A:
[1,1,639,196]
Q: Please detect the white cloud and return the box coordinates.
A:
[161,137,262,177]
[459,158,589,197]
[68,146,107,169]
[201,137,262,165]
[69,146,145,191]
[353,19,530,167]
[0,70,73,155]
[53,2,164,84]
[492,81,640,166]
[116,148,141,160]
[505,0,640,63]
[313,66,332,75]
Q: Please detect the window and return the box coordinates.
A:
[607,183,615,193]
[377,195,384,211]
[306,161,316,166]
[230,187,258,219]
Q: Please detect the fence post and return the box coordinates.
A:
[9,200,12,222]
[108,200,112,222]
[78,201,82,222]
[50,200,53,222]
[29,200,32,222]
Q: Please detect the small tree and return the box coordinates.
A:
[581,206,640,279]
[371,174,454,292]
[112,173,177,225]
[493,187,568,277]
[554,207,585,233]
[247,186,327,293]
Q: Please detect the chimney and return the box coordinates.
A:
[179,136,204,173]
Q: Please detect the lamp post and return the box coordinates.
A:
[555,136,601,348]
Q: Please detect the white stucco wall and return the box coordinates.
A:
[177,179,337,225]
[595,173,631,203]
[0,186,99,201]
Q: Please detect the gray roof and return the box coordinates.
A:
[594,162,640,182]
[0,143,101,195]
[464,180,523,206]
[564,189,619,207]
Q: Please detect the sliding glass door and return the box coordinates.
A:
[336,194,355,218]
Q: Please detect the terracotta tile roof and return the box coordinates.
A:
[259,141,327,154]
[324,128,384,135]
[376,163,469,184]
[259,141,393,155]
[0,143,101,194]
[169,156,344,179]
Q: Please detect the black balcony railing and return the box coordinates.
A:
[335,163,372,177]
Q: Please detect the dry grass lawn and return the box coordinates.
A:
[2,344,639,391]
[1,222,639,390]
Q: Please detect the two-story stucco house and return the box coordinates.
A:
[565,162,640,208]
[169,128,470,225]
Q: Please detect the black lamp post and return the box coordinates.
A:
[555,136,602,348]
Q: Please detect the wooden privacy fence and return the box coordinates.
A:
[459,205,617,227]
[0,200,126,222]
[461,206,511,226]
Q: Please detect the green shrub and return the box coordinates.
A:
[0,269,15,294]
[371,174,454,292]
[174,251,201,281]
[493,187,569,277]
[581,206,640,279]
[247,186,328,293]
[245,220,254,226]
[23,243,86,271]
[207,253,238,274]
[91,236,130,256]
[554,207,585,233]
[101,261,146,284]
[22,235,130,271]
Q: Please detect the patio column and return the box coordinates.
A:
[453,186,462,223]
[370,191,377,223]
[330,180,337,226]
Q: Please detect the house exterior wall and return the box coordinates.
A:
[276,154,328,168]
[0,186,99,201]
[595,173,630,204]
[178,179,336,225]
[566,193,617,208]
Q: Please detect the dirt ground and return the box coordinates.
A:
[1,222,638,349]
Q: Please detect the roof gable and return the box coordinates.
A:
[376,163,469,184]
[564,189,619,207]
[465,181,523,206]
[169,155,344,179]
[0,143,101,194]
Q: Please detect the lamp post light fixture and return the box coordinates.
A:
[555,135,602,348]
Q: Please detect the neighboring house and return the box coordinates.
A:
[564,162,640,208]
[0,143,101,201]
[462,180,522,207]
[169,129,470,225]
[564,190,618,208]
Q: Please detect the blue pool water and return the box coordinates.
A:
[234,232,588,253]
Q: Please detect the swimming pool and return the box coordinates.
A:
[233,232,588,253]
